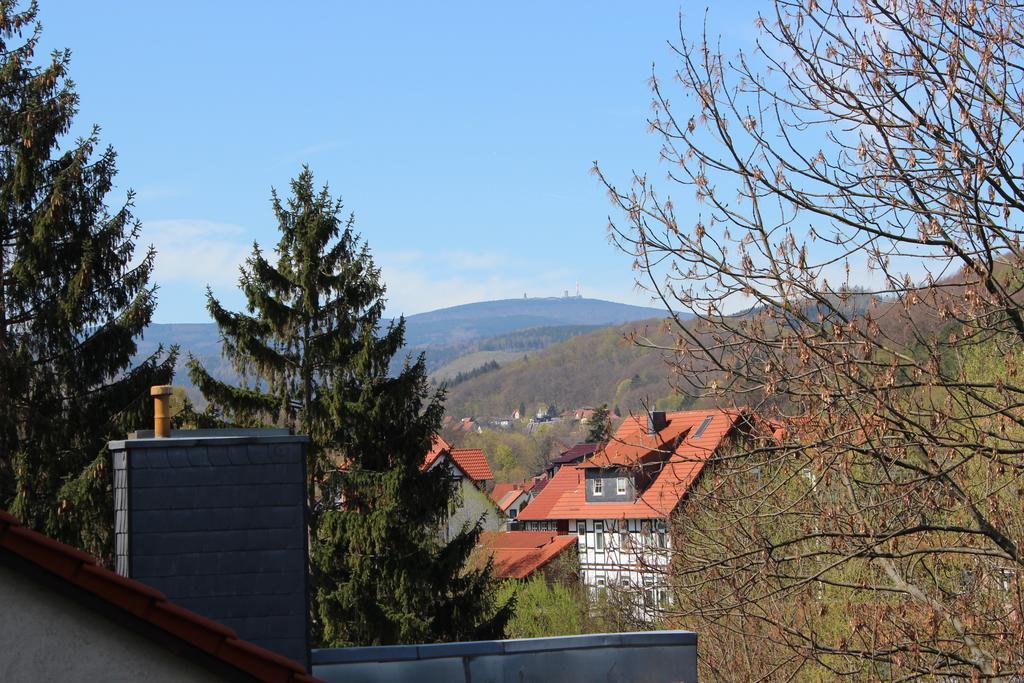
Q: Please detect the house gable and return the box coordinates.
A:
[519,409,743,522]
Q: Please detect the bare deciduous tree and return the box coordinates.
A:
[597,1,1024,678]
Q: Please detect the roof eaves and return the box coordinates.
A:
[0,510,322,683]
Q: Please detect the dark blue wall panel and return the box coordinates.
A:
[111,434,309,669]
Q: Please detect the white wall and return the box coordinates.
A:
[446,477,503,539]
[0,563,229,683]
[573,518,672,620]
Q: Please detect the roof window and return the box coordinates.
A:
[692,416,714,439]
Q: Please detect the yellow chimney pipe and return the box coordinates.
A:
[151,385,174,438]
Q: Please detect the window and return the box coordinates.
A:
[643,575,656,608]
[593,478,604,496]
[656,521,668,549]
[577,521,587,550]
[595,521,605,551]
[595,573,606,588]
[620,523,629,548]
[616,476,627,495]
[509,508,518,519]
[692,415,714,439]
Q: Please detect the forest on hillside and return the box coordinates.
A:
[442,319,695,418]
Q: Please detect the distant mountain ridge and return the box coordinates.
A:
[135,297,671,404]
[398,297,667,348]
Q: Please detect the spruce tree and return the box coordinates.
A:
[188,167,509,646]
[0,1,175,556]
[586,404,611,444]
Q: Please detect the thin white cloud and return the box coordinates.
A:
[143,219,252,289]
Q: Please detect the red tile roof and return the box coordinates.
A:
[518,409,743,521]
[422,438,493,481]
[490,482,519,503]
[551,443,600,465]
[0,510,322,683]
[498,489,530,513]
[449,448,494,481]
[583,413,694,468]
[489,483,524,510]
[423,435,452,471]
[478,531,578,580]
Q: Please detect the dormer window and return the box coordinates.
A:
[593,478,603,495]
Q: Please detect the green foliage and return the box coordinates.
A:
[459,429,548,482]
[0,1,175,558]
[653,394,691,411]
[416,324,605,375]
[491,444,518,480]
[585,404,611,443]
[446,359,500,387]
[497,577,582,638]
[188,167,507,646]
[586,584,655,633]
[474,324,604,353]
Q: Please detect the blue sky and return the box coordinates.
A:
[39,1,762,322]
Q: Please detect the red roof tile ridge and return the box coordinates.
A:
[519,410,745,520]
[484,532,578,579]
[448,447,494,481]
[422,434,453,471]
[489,482,518,507]
[495,489,525,512]
[0,510,322,683]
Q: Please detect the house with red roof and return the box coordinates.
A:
[476,531,578,581]
[517,409,746,617]
[546,442,601,479]
[489,483,533,530]
[423,436,503,538]
[489,471,555,531]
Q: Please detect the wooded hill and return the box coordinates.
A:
[441,319,688,418]
[441,291,896,420]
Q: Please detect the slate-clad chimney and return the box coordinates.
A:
[109,419,310,669]
[647,410,667,435]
